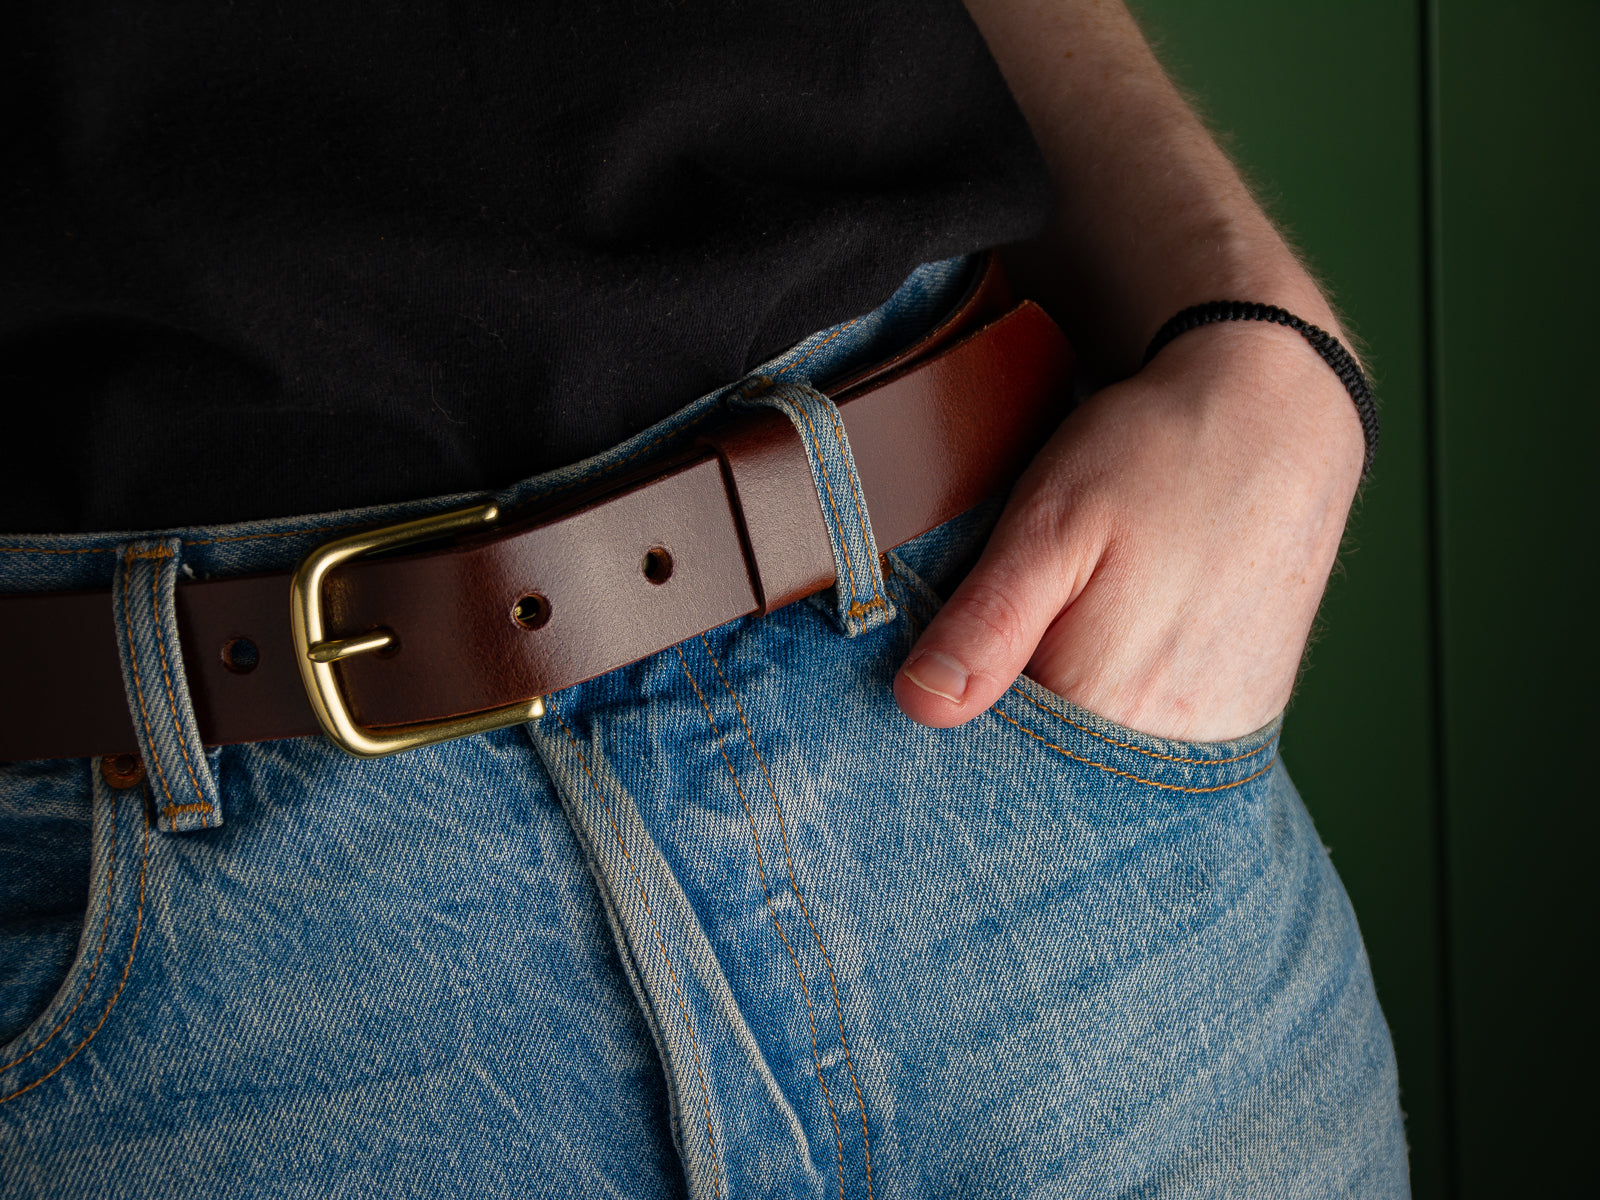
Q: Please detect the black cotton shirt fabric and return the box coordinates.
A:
[1,1,1051,533]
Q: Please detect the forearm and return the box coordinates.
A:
[962,0,1345,380]
[899,1,1367,739]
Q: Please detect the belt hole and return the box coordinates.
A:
[513,593,551,630]
[100,753,146,790]
[642,547,673,586]
[220,636,260,674]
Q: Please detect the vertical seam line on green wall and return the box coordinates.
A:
[1420,0,1460,1190]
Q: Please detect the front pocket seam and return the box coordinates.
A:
[0,798,150,1106]
[0,776,121,1076]
[1007,685,1276,766]
[992,703,1279,794]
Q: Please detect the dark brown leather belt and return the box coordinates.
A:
[0,255,1072,762]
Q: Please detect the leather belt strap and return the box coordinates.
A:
[0,255,1073,761]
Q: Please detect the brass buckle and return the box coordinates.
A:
[289,502,545,758]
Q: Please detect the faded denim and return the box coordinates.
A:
[0,258,1409,1197]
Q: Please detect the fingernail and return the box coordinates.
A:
[902,651,970,703]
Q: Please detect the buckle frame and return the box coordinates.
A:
[289,502,545,758]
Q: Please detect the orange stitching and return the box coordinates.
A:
[775,317,863,379]
[676,649,849,1200]
[0,798,150,1105]
[5,524,344,559]
[6,522,342,557]
[124,547,174,561]
[784,397,863,607]
[122,552,179,812]
[845,597,887,619]
[0,546,117,555]
[0,780,119,1076]
[183,523,345,547]
[161,803,213,819]
[150,556,210,823]
[993,706,1280,793]
[553,711,723,1198]
[828,402,884,610]
[1010,687,1276,766]
[699,636,877,1199]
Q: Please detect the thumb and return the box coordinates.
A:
[893,513,1090,728]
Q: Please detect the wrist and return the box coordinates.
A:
[1114,209,1347,350]
[1141,319,1367,492]
[1011,221,1351,385]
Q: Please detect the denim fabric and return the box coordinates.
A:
[0,256,1409,1197]
[111,538,223,834]
[734,381,895,638]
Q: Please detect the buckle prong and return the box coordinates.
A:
[306,630,395,664]
[290,502,546,758]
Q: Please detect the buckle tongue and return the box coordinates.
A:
[289,502,545,758]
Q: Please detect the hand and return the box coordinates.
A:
[892,321,1366,743]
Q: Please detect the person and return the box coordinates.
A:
[0,1,1407,1196]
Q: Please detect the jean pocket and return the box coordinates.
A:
[883,539,1283,800]
[0,758,150,1106]
[993,673,1283,797]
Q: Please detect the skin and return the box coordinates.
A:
[894,0,1366,742]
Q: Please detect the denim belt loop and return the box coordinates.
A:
[111,537,223,833]
[735,379,897,637]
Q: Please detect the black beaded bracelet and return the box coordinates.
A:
[1143,301,1379,479]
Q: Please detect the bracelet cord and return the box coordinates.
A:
[1143,300,1378,479]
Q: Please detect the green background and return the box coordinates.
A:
[1129,2,1597,1195]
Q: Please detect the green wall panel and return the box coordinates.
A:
[1129,4,1444,1194]
[1431,2,1599,1191]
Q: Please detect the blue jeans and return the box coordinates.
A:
[0,259,1408,1197]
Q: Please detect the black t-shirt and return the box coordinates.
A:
[1,1,1050,533]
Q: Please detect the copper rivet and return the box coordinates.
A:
[100,753,146,790]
